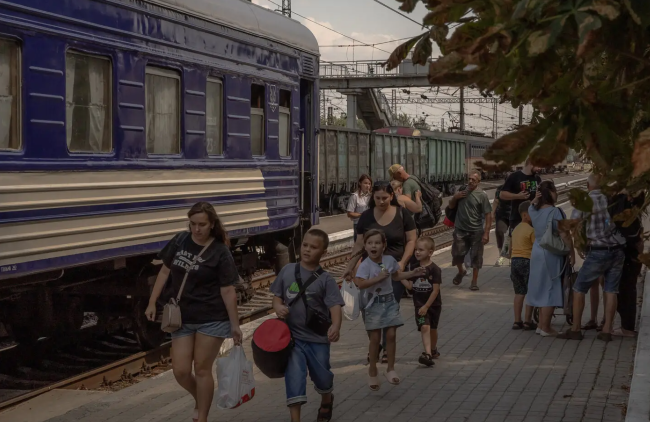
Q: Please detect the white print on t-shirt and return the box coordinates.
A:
[412,277,433,293]
[172,250,205,272]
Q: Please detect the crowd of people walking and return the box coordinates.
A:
[143,162,644,422]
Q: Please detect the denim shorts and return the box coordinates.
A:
[573,248,625,294]
[285,339,333,406]
[170,320,231,339]
[363,294,403,331]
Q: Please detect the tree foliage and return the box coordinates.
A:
[320,115,367,130]
[393,112,433,130]
[385,0,650,198]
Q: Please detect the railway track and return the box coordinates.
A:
[0,182,584,413]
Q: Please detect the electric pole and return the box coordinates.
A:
[459,87,465,132]
[281,0,291,17]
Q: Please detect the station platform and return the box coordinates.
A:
[8,263,635,422]
[313,173,585,236]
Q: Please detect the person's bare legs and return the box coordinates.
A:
[540,306,557,334]
[514,294,525,322]
[524,304,534,324]
[193,334,224,422]
[420,325,432,355]
[588,283,599,323]
[289,404,301,422]
[385,327,397,373]
[602,292,618,334]
[171,335,198,413]
[430,328,438,353]
[572,292,586,332]
[471,268,479,288]
[368,330,381,379]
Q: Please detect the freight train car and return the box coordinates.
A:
[375,126,502,181]
[318,126,466,215]
[0,0,320,349]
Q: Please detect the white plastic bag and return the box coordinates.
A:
[341,280,360,321]
[215,345,255,409]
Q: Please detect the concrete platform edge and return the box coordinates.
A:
[626,266,650,422]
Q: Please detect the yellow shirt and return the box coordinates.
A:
[511,222,535,259]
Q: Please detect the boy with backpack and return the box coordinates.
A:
[270,229,344,422]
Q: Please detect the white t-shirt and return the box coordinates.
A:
[355,255,400,308]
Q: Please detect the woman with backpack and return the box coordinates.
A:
[526,182,575,337]
[144,202,242,422]
[342,182,417,363]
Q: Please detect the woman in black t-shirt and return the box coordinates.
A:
[342,182,417,362]
[145,202,241,422]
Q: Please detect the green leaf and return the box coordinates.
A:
[568,188,594,213]
[429,25,449,46]
[384,33,426,71]
[397,0,420,13]
[526,16,567,56]
[631,128,650,177]
[579,0,620,20]
[412,36,433,66]
[623,0,650,27]
[575,12,602,49]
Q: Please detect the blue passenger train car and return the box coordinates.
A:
[0,0,320,347]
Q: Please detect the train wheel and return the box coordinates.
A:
[55,295,84,333]
[131,264,166,350]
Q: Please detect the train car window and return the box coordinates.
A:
[250,84,265,156]
[65,52,112,153]
[206,78,223,155]
[145,67,180,155]
[278,89,291,157]
[0,39,20,151]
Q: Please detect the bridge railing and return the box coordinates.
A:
[320,59,432,79]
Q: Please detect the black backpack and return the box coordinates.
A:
[608,193,644,240]
[408,175,443,230]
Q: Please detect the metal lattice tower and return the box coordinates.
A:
[281,0,291,17]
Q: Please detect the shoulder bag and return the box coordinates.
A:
[161,238,215,333]
[539,207,571,256]
[290,265,331,337]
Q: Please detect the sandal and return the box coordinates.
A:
[317,394,334,422]
[381,352,388,364]
[612,328,636,337]
[581,320,598,330]
[597,332,613,342]
[431,349,440,359]
[512,322,524,330]
[385,370,400,385]
[368,376,380,391]
[452,271,467,285]
[470,285,479,291]
[523,322,538,331]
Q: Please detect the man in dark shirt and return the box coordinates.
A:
[492,176,512,266]
[500,159,542,233]
[611,191,645,337]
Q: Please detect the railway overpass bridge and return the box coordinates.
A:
[318,60,497,132]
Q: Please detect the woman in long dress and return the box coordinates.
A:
[526,181,575,337]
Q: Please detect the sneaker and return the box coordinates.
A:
[418,352,435,367]
[494,257,505,267]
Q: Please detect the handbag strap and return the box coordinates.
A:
[289,264,324,308]
[175,237,215,302]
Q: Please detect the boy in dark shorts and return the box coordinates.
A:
[510,201,537,331]
[271,229,344,422]
[403,237,442,367]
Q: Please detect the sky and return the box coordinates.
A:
[251,0,532,135]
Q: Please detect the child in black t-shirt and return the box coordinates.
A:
[403,237,442,367]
